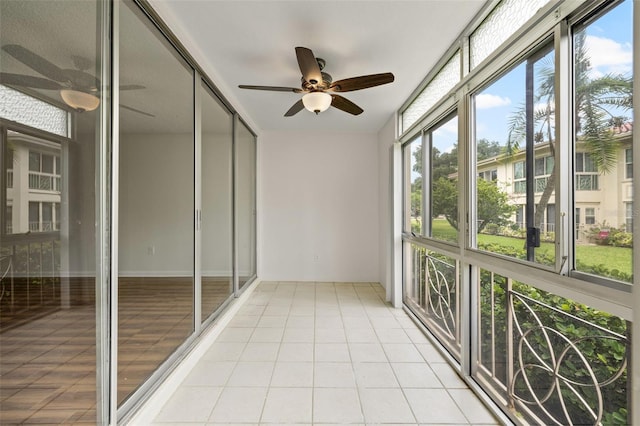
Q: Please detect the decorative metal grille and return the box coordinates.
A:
[0,85,68,137]
[470,0,551,69]
[401,53,460,132]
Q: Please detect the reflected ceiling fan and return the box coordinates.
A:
[0,44,153,116]
[239,46,394,116]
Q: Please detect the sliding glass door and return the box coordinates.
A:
[200,81,233,321]
[117,0,195,406]
[0,1,103,423]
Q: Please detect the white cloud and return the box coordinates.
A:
[584,35,632,71]
[475,93,511,109]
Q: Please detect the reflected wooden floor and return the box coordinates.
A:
[0,277,232,425]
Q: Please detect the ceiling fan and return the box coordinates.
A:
[239,46,394,117]
[0,44,152,116]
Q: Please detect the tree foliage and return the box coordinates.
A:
[433,177,515,232]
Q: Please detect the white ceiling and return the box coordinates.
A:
[149,0,487,134]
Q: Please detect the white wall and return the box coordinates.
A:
[119,133,194,276]
[259,130,379,282]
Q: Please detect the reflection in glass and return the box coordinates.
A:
[201,82,233,320]
[236,121,256,289]
[118,0,194,405]
[0,1,101,423]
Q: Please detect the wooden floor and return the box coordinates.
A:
[0,277,232,425]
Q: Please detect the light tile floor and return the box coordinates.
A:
[151,281,500,425]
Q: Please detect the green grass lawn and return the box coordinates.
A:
[430,219,632,277]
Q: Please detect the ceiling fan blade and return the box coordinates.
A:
[329,72,395,92]
[295,47,322,85]
[331,94,363,115]
[120,104,155,117]
[284,99,305,117]
[2,44,68,82]
[0,72,62,90]
[239,85,302,93]
[63,69,100,90]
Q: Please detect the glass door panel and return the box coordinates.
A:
[117,0,195,405]
[200,82,233,320]
[236,121,256,290]
[0,0,102,423]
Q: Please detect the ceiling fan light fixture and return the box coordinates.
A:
[60,89,100,112]
[302,91,331,114]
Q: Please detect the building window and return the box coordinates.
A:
[513,161,525,193]
[515,205,524,229]
[28,150,61,192]
[625,148,632,179]
[478,169,497,182]
[28,201,59,232]
[625,202,633,232]
[585,207,596,225]
[6,205,12,234]
[5,148,13,188]
[534,156,553,193]
[575,152,599,190]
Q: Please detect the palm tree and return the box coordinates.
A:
[505,31,632,235]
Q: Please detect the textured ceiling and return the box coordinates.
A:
[149,0,487,133]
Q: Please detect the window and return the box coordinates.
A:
[430,114,459,243]
[625,202,633,232]
[515,205,524,229]
[534,156,553,193]
[585,207,596,225]
[5,149,13,189]
[5,205,12,234]
[573,0,633,283]
[28,150,61,192]
[575,152,599,190]
[473,43,555,266]
[28,201,59,232]
[478,169,497,182]
[403,113,459,244]
[403,135,423,235]
[513,161,526,193]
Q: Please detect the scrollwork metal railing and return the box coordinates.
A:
[509,290,628,425]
